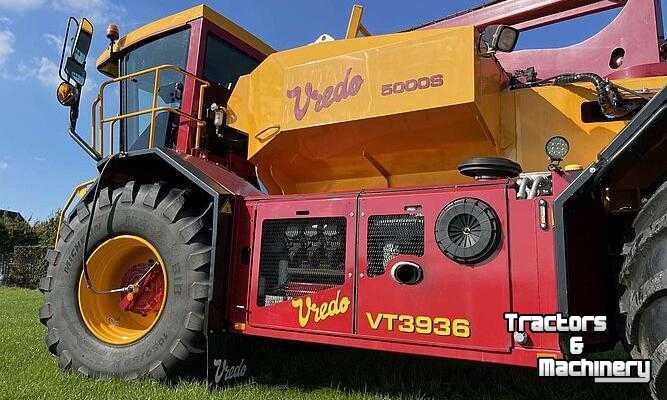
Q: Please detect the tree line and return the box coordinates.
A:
[0,212,59,288]
[0,212,59,254]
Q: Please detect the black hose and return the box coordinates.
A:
[552,73,637,118]
[514,72,644,119]
[81,152,121,292]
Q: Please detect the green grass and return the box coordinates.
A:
[0,287,650,400]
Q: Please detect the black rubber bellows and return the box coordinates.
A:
[457,157,522,180]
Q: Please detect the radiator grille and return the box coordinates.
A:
[258,217,346,306]
[367,214,424,277]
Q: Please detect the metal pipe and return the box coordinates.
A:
[89,64,211,155]
[194,80,210,150]
[412,0,627,31]
[91,96,100,150]
[69,129,102,161]
[528,175,545,199]
[55,179,95,244]
[102,106,202,123]
[110,119,118,155]
[149,68,161,148]
[517,177,529,199]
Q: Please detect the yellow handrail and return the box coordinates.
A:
[55,179,96,244]
[91,64,210,157]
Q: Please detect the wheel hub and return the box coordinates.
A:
[118,261,164,317]
[78,235,167,345]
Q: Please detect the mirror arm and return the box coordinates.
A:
[68,98,102,161]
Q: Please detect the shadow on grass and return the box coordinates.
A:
[220,339,651,400]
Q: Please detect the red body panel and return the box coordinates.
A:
[248,197,357,334]
[355,186,511,352]
[222,177,569,368]
[176,19,205,154]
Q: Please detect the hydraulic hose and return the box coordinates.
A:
[79,152,149,295]
[552,73,640,119]
[514,72,645,119]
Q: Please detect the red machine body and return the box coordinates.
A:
[46,0,667,392]
[213,173,572,367]
[170,0,663,369]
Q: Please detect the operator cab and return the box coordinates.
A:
[93,5,274,158]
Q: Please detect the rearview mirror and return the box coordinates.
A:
[479,25,519,56]
[62,18,93,87]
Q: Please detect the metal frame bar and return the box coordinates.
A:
[411,0,628,31]
[91,64,210,157]
[55,179,96,243]
[345,5,371,39]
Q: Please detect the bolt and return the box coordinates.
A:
[514,331,529,346]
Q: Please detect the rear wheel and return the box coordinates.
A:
[619,181,667,399]
[39,181,213,379]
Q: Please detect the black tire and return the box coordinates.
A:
[39,181,212,380]
[619,181,667,399]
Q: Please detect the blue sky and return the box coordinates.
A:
[0,0,661,221]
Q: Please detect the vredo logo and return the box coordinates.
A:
[291,289,350,328]
[213,358,247,384]
[286,68,364,121]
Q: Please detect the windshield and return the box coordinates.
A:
[120,28,190,151]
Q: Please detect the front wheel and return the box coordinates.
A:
[39,181,212,379]
[620,181,667,399]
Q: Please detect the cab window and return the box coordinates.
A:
[202,34,259,89]
[120,28,190,152]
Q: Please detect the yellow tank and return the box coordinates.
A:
[227,25,667,195]
[227,26,505,194]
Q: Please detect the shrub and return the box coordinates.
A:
[0,216,37,254]
[8,245,48,289]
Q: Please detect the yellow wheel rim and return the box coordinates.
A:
[78,235,168,345]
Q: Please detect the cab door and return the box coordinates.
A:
[356,185,512,352]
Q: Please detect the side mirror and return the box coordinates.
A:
[479,25,519,56]
[60,17,93,87]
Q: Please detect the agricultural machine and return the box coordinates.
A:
[41,0,667,397]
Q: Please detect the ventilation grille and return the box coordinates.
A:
[367,214,424,277]
[258,217,346,306]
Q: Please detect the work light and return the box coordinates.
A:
[545,136,570,162]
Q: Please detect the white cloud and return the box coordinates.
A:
[0,28,13,66]
[14,56,60,87]
[43,33,63,52]
[0,160,8,170]
[35,56,60,87]
[51,0,123,25]
[0,0,45,12]
[0,0,123,25]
